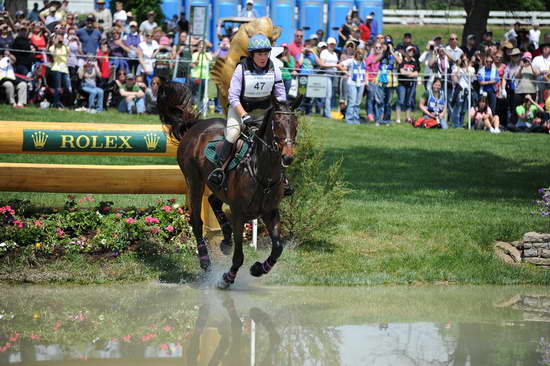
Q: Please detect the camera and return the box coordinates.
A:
[429,45,434,50]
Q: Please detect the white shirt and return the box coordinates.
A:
[0,56,15,80]
[320,49,339,72]
[138,40,159,74]
[139,20,157,35]
[444,45,463,63]
[341,58,366,87]
[529,28,541,48]
[532,54,550,75]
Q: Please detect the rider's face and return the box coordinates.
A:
[253,51,269,68]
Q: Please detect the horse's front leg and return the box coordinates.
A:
[218,212,244,289]
[208,194,233,255]
[250,209,282,277]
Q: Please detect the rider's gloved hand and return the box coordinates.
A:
[241,114,252,126]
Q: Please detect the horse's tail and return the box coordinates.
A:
[158,81,201,142]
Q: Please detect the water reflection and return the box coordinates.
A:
[0,285,549,365]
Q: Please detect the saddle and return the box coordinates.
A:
[205,136,251,171]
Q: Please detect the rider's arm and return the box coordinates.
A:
[273,66,286,102]
[228,64,247,118]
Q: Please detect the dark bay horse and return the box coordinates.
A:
[158,82,300,289]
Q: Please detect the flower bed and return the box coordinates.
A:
[0,196,196,261]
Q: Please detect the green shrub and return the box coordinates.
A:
[280,116,350,246]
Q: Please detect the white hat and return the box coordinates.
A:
[246,0,254,4]
[318,41,327,48]
[327,37,336,44]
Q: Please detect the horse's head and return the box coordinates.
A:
[270,96,302,167]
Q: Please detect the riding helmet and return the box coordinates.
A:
[248,34,272,53]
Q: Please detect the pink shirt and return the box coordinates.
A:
[365,55,380,82]
[287,41,303,64]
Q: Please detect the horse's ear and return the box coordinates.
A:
[290,94,304,111]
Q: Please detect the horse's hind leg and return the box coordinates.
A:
[218,213,245,289]
[188,180,211,270]
[208,194,233,255]
[250,209,282,277]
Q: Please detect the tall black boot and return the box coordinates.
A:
[208,140,233,188]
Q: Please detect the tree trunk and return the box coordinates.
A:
[462,0,491,46]
[4,0,26,17]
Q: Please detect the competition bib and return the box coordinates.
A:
[243,71,275,99]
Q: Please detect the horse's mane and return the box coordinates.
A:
[158,82,201,142]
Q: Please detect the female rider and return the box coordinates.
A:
[208,34,287,187]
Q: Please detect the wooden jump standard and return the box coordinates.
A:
[0,121,219,231]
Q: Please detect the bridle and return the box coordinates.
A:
[270,110,298,151]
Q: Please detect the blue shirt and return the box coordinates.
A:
[477,66,499,93]
[77,28,102,55]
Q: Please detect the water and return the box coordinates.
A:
[0,284,549,365]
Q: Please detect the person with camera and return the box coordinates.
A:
[78,55,103,113]
[512,52,540,111]
[450,53,475,128]
[340,48,366,124]
[49,33,72,108]
[378,36,400,123]
[419,40,437,89]
[416,77,447,129]
[0,49,27,108]
[476,54,499,114]
[397,45,419,125]
[207,34,286,187]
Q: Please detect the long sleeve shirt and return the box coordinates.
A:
[228,63,286,108]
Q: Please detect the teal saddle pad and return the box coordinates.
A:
[204,136,251,171]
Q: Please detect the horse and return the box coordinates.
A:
[158,81,300,289]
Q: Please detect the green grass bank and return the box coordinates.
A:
[1,104,549,286]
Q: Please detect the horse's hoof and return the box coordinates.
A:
[220,240,233,256]
[217,278,231,290]
[250,262,265,277]
[199,257,211,271]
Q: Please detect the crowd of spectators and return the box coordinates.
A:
[0,2,549,133]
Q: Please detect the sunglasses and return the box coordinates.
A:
[450,37,458,40]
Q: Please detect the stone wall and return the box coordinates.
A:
[494,232,550,268]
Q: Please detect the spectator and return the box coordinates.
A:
[96,40,110,107]
[153,36,173,82]
[177,12,189,33]
[118,72,145,113]
[64,12,76,31]
[29,22,47,62]
[78,55,103,113]
[514,94,545,131]
[125,21,140,73]
[461,34,480,59]
[513,52,539,109]
[295,38,320,114]
[113,1,127,26]
[278,43,296,94]
[338,16,353,50]
[378,37,400,123]
[493,51,509,126]
[339,40,356,62]
[108,68,125,108]
[66,27,82,95]
[517,30,534,52]
[529,22,541,49]
[145,75,160,113]
[428,45,451,94]
[288,29,304,63]
[477,54,499,113]
[444,33,463,65]
[49,33,72,109]
[166,15,178,33]
[396,45,419,124]
[319,37,344,118]
[94,0,112,33]
[139,11,157,35]
[77,15,101,55]
[416,77,447,129]
[213,36,230,58]
[365,41,384,124]
[340,49,366,124]
[137,31,159,84]
[0,50,26,108]
[240,0,258,18]
[450,53,475,128]
[358,17,371,49]
[504,22,521,43]
[396,33,419,59]
[532,42,550,100]
[11,25,33,76]
[500,41,514,63]
[481,31,494,48]
[469,95,500,132]
[190,40,212,105]
[369,12,378,38]
[316,29,324,42]
[419,40,437,88]
[432,35,443,49]
[109,27,132,73]
[43,6,62,31]
[29,3,40,22]
[503,48,522,126]
[0,23,14,50]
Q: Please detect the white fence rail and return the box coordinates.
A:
[384,9,550,26]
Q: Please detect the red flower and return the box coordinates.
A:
[55,227,65,238]
[168,198,177,203]
[163,325,173,332]
[12,220,24,228]
[151,226,160,234]
[126,217,136,224]
[30,334,40,341]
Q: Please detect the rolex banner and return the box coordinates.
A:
[22,129,167,153]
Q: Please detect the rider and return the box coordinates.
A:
[208,34,287,187]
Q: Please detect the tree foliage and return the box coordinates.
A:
[110,0,164,27]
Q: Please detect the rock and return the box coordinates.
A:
[523,248,539,257]
[524,257,550,266]
[523,232,550,243]
[494,241,522,263]
[523,243,532,249]
[511,241,523,249]
[532,242,550,249]
[541,249,550,258]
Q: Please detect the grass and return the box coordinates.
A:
[1,103,549,286]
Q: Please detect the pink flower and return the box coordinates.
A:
[178,208,184,214]
[165,225,174,232]
[168,198,177,203]
[30,334,40,341]
[12,220,24,228]
[163,325,173,332]
[159,344,169,351]
[0,206,15,215]
[126,217,136,224]
[67,195,76,200]
[53,320,61,331]
[115,213,123,218]
[145,216,160,224]
[34,220,43,227]
[55,227,65,238]
[151,226,160,234]
[162,205,172,212]
[122,335,132,342]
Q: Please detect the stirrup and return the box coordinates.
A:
[208,168,225,188]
